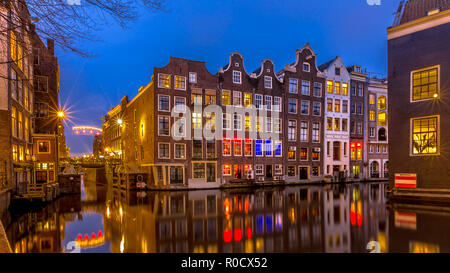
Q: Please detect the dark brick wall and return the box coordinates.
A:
[388,23,450,189]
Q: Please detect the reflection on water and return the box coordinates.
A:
[5,180,450,253]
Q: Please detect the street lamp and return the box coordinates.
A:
[117,118,123,125]
[57,111,65,119]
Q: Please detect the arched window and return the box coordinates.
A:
[378,128,386,141]
[370,161,380,178]
[383,161,389,178]
[378,111,386,126]
[378,96,386,110]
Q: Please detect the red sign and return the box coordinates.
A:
[395,211,417,230]
[395,173,417,188]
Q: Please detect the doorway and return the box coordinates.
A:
[299,167,309,180]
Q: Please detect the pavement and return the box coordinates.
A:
[0,220,11,253]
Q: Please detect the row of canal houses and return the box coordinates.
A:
[102,44,388,189]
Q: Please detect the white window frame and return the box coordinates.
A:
[289,78,298,94]
[158,73,171,89]
[174,96,186,113]
[158,142,171,159]
[189,72,197,83]
[233,70,242,84]
[174,75,187,91]
[158,116,170,136]
[158,94,171,112]
[303,62,310,72]
[264,76,272,89]
[174,143,186,159]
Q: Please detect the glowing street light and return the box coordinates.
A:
[57,111,65,119]
[117,118,123,125]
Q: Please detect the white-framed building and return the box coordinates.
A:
[319,57,351,180]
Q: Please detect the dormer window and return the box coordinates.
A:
[427,8,440,16]
[233,71,242,84]
[303,62,310,72]
[355,66,361,73]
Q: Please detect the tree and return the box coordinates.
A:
[2,0,167,58]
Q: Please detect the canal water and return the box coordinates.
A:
[3,179,450,253]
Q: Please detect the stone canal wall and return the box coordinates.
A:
[0,219,11,253]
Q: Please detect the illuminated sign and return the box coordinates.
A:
[395,173,417,188]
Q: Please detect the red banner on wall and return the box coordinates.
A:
[395,173,417,188]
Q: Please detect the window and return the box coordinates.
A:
[189,72,197,83]
[264,76,272,89]
[233,114,242,130]
[12,145,17,161]
[378,96,386,110]
[234,139,242,156]
[265,96,272,111]
[303,62,310,72]
[11,70,17,99]
[334,118,340,131]
[357,102,362,115]
[192,112,202,129]
[233,71,242,84]
[301,101,309,115]
[174,97,186,113]
[312,148,320,161]
[350,102,356,114]
[223,114,231,130]
[274,97,282,112]
[326,117,333,130]
[312,123,320,143]
[222,90,231,105]
[11,107,16,137]
[158,116,170,136]
[357,122,362,134]
[193,163,206,179]
[174,117,186,137]
[288,146,296,160]
[312,166,320,176]
[223,164,232,176]
[370,110,375,121]
[342,119,348,132]
[174,76,186,90]
[244,93,252,107]
[289,79,298,93]
[193,140,202,158]
[175,144,186,159]
[300,148,308,161]
[265,117,272,133]
[255,94,263,109]
[244,139,252,156]
[34,75,48,93]
[358,84,363,97]
[335,67,340,75]
[288,120,297,141]
[38,141,50,153]
[288,166,296,176]
[255,140,263,156]
[223,138,231,156]
[313,82,322,97]
[378,111,386,126]
[255,165,264,175]
[158,74,170,88]
[300,121,308,142]
[301,81,310,95]
[158,143,170,159]
[256,116,263,132]
[327,98,333,112]
[334,82,340,95]
[342,83,348,96]
[288,99,297,114]
[327,81,333,93]
[205,91,216,105]
[342,100,348,113]
[274,141,282,157]
[334,99,340,113]
[265,140,273,156]
[369,127,375,137]
[158,95,170,111]
[312,101,321,116]
[351,83,356,96]
[233,91,242,106]
[206,113,215,130]
[369,94,375,104]
[274,118,282,133]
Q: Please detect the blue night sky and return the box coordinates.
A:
[58,0,401,155]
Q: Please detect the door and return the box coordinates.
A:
[170,166,184,184]
[206,163,216,183]
[299,167,308,180]
[265,165,273,179]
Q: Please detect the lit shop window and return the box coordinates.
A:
[174,76,186,90]
[223,138,232,156]
[234,139,242,156]
[411,116,439,155]
[158,74,170,88]
[412,66,439,101]
[244,139,252,156]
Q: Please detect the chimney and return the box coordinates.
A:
[47,39,54,55]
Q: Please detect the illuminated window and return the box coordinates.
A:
[206,113,215,130]
[370,110,375,121]
[18,45,23,70]
[140,123,144,137]
[223,139,231,156]
[264,76,272,89]
[244,114,251,131]
[412,66,439,101]
[378,96,386,110]
[300,148,308,161]
[24,118,29,141]
[312,149,320,161]
[327,81,333,93]
[192,113,202,129]
[265,140,273,157]
[334,99,340,113]
[244,93,252,107]
[369,94,375,104]
[288,146,296,160]
[342,83,348,96]
[334,118,340,131]
[255,140,263,156]
[327,98,333,112]
[222,90,231,105]
[233,91,242,106]
[234,139,242,156]
[233,71,242,84]
[12,145,17,162]
[192,92,202,105]
[335,82,340,95]
[411,116,439,155]
[223,164,232,176]
[158,74,170,88]
[326,117,332,130]
[10,31,16,61]
[174,144,186,159]
[38,141,50,154]
[244,139,252,156]
[378,111,386,126]
[193,163,206,179]
[11,107,16,137]
[205,91,216,105]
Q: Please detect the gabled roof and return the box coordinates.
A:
[398,0,450,25]
[318,57,338,71]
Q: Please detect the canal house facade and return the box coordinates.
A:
[388,0,450,199]
[319,57,351,180]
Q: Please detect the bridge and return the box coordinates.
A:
[60,157,122,168]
